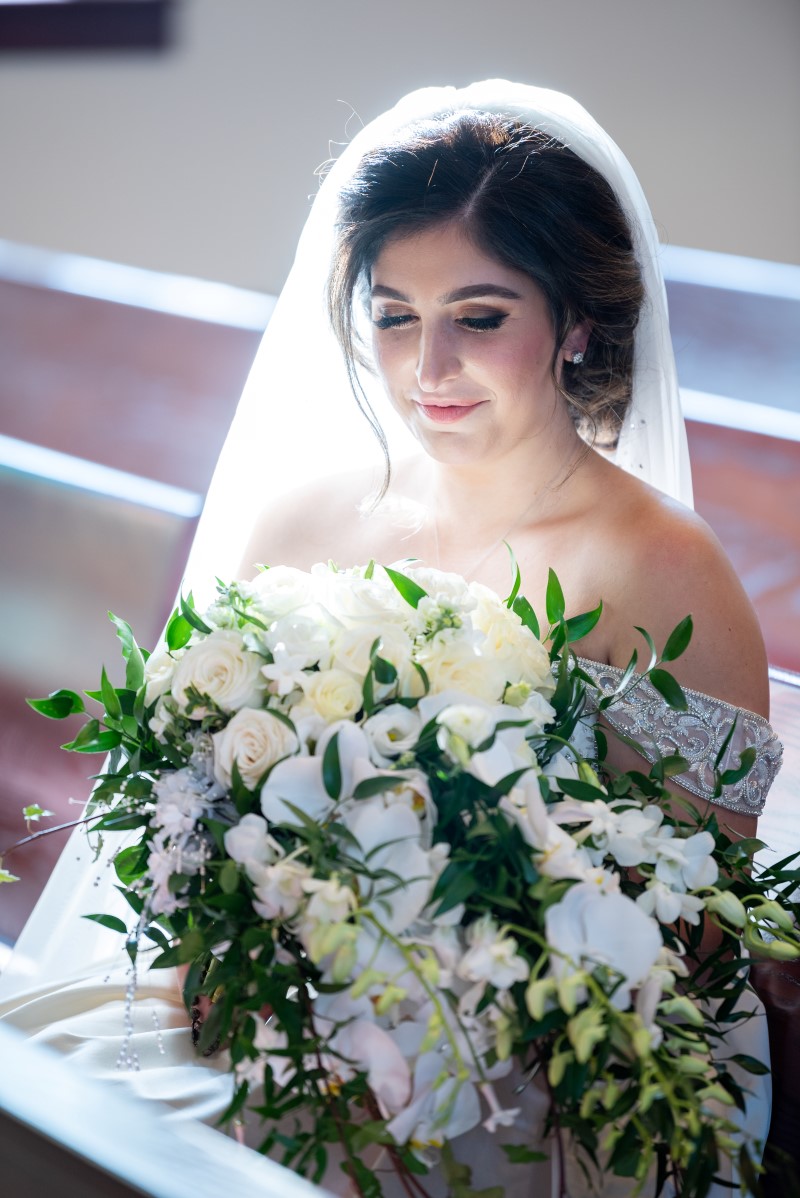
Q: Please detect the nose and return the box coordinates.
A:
[415,324,461,392]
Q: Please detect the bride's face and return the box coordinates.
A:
[369,222,579,467]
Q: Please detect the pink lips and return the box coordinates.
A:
[417,402,484,424]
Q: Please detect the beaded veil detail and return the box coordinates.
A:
[578,657,783,816]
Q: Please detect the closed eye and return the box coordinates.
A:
[372,313,415,330]
[372,313,508,332]
[458,314,508,331]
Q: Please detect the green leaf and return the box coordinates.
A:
[564,600,603,644]
[503,542,522,609]
[545,568,565,625]
[100,667,122,720]
[108,613,146,691]
[26,689,86,720]
[22,804,54,823]
[432,864,478,916]
[501,1145,548,1164]
[719,747,756,786]
[179,592,213,634]
[61,719,122,754]
[373,655,398,685]
[363,559,375,580]
[150,930,205,968]
[382,566,428,610]
[648,667,688,711]
[166,610,193,651]
[729,1053,770,1076]
[114,843,148,887]
[634,625,657,671]
[322,731,342,800]
[512,595,540,640]
[661,614,693,662]
[353,774,407,800]
[82,913,128,935]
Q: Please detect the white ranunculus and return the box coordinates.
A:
[213,707,298,790]
[170,629,265,718]
[363,704,422,765]
[144,644,182,707]
[252,858,311,920]
[545,881,663,1009]
[224,812,281,872]
[298,668,363,722]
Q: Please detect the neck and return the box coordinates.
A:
[429,421,586,535]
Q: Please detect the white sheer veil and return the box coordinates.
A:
[0,80,693,999]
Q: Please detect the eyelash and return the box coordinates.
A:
[372,313,508,332]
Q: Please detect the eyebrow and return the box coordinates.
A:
[371,283,523,303]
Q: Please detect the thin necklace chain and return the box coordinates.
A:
[430,450,582,581]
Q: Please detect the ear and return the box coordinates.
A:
[561,321,591,363]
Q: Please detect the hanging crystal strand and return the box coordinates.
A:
[151,1007,166,1056]
[116,908,147,1072]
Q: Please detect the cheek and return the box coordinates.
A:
[372,335,406,391]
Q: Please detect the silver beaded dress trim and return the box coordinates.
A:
[577,657,783,816]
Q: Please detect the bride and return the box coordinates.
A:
[0,81,783,1197]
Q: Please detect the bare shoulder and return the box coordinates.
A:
[239,466,380,578]
[595,472,769,718]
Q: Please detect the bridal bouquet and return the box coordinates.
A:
[23,561,800,1197]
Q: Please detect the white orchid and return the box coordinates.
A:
[545,881,663,1010]
[456,915,529,992]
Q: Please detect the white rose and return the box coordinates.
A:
[331,624,413,686]
[213,708,298,789]
[470,583,554,695]
[298,668,363,722]
[171,629,265,717]
[416,630,506,702]
[404,566,475,611]
[315,567,407,626]
[247,565,314,617]
[144,644,182,706]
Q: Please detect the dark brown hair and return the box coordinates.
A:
[327,109,645,493]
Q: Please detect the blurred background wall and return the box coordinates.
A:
[0,0,798,293]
